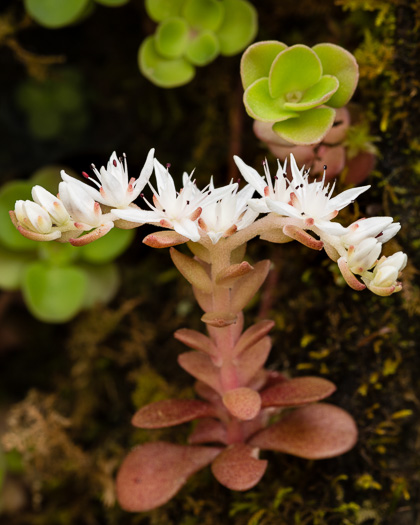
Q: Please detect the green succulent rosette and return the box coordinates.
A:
[140,0,258,88]
[241,41,359,145]
[0,170,134,323]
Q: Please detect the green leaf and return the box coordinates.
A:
[78,227,134,264]
[272,107,336,145]
[269,45,322,99]
[37,242,79,266]
[240,40,287,90]
[284,75,339,111]
[182,0,224,31]
[0,181,36,252]
[155,17,189,59]
[185,31,219,66]
[139,36,195,88]
[22,262,87,323]
[244,78,299,122]
[31,165,65,194]
[145,0,185,22]
[80,263,120,308]
[0,247,32,290]
[95,0,129,5]
[312,43,359,108]
[24,0,90,28]
[216,0,257,57]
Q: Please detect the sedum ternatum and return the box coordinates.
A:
[10,151,407,511]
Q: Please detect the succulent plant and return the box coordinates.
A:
[140,0,258,88]
[241,41,359,145]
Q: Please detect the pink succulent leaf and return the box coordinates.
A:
[230,260,271,312]
[188,418,228,445]
[337,256,366,291]
[232,319,275,358]
[201,312,238,328]
[170,248,213,293]
[211,443,268,491]
[345,151,376,185]
[178,352,222,393]
[215,261,255,287]
[174,328,217,357]
[69,221,114,246]
[207,312,244,344]
[143,230,189,248]
[283,224,324,250]
[263,371,289,388]
[222,388,262,421]
[249,403,358,459]
[260,376,336,408]
[192,285,212,312]
[116,442,221,512]
[131,399,216,429]
[237,336,272,385]
[194,381,222,404]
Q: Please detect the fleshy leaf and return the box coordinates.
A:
[182,0,224,31]
[0,181,36,251]
[170,247,213,293]
[139,36,195,88]
[223,388,261,420]
[155,17,189,59]
[260,376,336,408]
[178,352,222,393]
[132,399,215,428]
[249,403,358,459]
[201,311,238,328]
[211,444,267,491]
[145,0,185,22]
[192,284,212,312]
[312,43,359,108]
[22,263,87,323]
[244,78,299,123]
[230,259,271,312]
[188,418,228,445]
[283,75,339,111]
[215,261,254,287]
[232,320,275,357]
[269,45,322,99]
[174,328,217,356]
[185,31,220,66]
[116,442,220,512]
[237,336,272,385]
[216,0,257,57]
[240,40,287,90]
[24,0,89,28]
[259,228,294,244]
[0,248,31,290]
[80,263,120,308]
[143,230,189,248]
[272,107,336,145]
[95,0,130,5]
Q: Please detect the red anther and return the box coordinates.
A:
[166,163,171,168]
[264,186,270,196]
[113,159,118,167]
[82,171,90,179]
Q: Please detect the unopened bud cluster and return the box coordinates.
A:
[11,150,407,295]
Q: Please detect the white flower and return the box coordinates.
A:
[113,160,236,242]
[32,185,71,226]
[58,181,103,229]
[362,251,407,295]
[61,149,155,209]
[235,154,370,236]
[14,200,54,234]
[346,237,381,275]
[198,184,259,244]
[341,217,401,247]
[233,155,291,213]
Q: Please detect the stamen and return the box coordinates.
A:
[113,159,117,167]
[82,172,90,179]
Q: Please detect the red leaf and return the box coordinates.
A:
[260,376,336,408]
[223,388,262,421]
[211,443,267,491]
[230,260,271,312]
[174,328,217,357]
[178,352,222,393]
[249,403,358,459]
[132,399,216,429]
[237,336,272,385]
[188,418,228,445]
[117,442,221,511]
[232,319,275,357]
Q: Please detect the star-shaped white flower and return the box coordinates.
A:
[113,160,236,242]
[198,183,259,244]
[61,149,154,209]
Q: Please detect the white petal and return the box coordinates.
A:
[329,185,370,211]
[133,148,155,198]
[233,156,266,196]
[173,218,201,242]
[314,219,347,235]
[266,199,302,218]
[112,208,162,224]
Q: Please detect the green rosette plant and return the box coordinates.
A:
[140,0,258,88]
[240,41,359,145]
[0,168,134,323]
[23,0,130,29]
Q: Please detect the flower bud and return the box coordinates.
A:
[58,181,102,228]
[32,185,71,226]
[346,237,381,274]
[14,200,53,234]
[341,217,396,247]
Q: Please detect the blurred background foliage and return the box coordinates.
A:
[0,0,419,524]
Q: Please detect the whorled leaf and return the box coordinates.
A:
[211,443,267,491]
[170,247,213,293]
[117,442,221,511]
[24,0,90,28]
[155,17,189,59]
[249,403,358,459]
[222,387,261,421]
[178,352,222,392]
[237,336,272,385]
[260,376,336,408]
[272,106,336,145]
[174,328,217,356]
[240,40,287,90]
[216,0,257,57]
[283,75,339,111]
[182,0,224,32]
[230,259,271,312]
[185,30,220,66]
[132,399,216,428]
[188,418,228,445]
[244,78,299,123]
[145,0,185,22]
[232,319,275,357]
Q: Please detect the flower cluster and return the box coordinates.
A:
[11,150,406,295]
